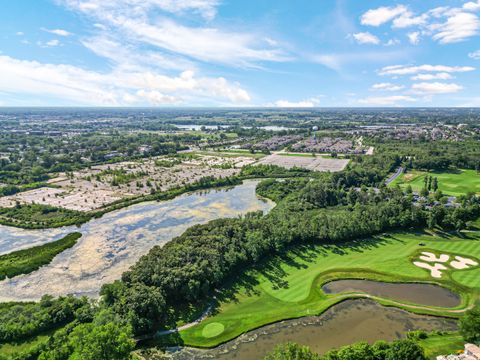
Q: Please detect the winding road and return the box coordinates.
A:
[385,167,404,185]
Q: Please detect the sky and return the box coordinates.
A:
[0,0,479,107]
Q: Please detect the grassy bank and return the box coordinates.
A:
[0,232,81,280]
[418,332,464,359]
[389,169,480,196]
[173,223,480,348]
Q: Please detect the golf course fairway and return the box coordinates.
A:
[175,221,480,348]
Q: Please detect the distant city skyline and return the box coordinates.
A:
[0,0,479,107]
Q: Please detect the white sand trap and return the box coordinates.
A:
[450,256,478,270]
[413,262,448,278]
[419,252,450,263]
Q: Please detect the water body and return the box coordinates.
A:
[159,300,457,360]
[0,181,273,301]
[322,279,460,308]
[173,124,297,132]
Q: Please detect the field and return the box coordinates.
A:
[0,154,253,211]
[175,222,480,348]
[417,332,464,359]
[257,153,349,172]
[389,169,480,196]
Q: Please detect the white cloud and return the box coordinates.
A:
[411,82,463,94]
[352,32,380,45]
[358,95,416,106]
[469,50,480,59]
[407,31,420,45]
[361,5,407,26]
[411,73,453,80]
[61,0,221,20]
[58,0,288,67]
[42,28,72,36]
[379,64,475,76]
[393,12,428,28]
[0,55,251,106]
[16,32,24,36]
[431,11,480,44]
[371,83,405,91]
[384,38,400,46]
[273,98,320,108]
[37,39,61,48]
[464,0,480,12]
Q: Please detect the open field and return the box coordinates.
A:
[257,153,349,172]
[176,222,480,348]
[0,154,255,211]
[389,169,480,196]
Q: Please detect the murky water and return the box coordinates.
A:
[0,181,273,301]
[322,279,460,308]
[153,299,457,360]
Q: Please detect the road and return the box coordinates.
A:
[385,167,404,185]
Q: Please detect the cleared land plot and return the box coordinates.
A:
[257,154,349,172]
[389,169,480,196]
[177,221,480,347]
[0,154,254,211]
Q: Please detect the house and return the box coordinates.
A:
[437,343,480,360]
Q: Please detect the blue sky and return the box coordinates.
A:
[0,0,479,107]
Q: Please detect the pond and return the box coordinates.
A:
[322,279,460,308]
[0,180,274,301]
[156,299,457,360]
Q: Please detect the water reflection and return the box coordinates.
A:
[0,181,273,301]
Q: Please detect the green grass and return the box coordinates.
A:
[0,232,81,280]
[418,332,465,359]
[176,222,480,348]
[389,169,480,196]
[0,332,50,357]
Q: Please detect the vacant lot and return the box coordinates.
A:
[257,154,349,172]
[0,154,255,211]
[178,222,480,347]
[389,169,480,196]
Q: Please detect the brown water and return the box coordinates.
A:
[147,299,457,360]
[322,279,460,308]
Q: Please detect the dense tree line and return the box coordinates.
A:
[264,340,427,360]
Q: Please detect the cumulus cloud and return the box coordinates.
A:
[407,32,420,45]
[378,64,475,76]
[361,5,407,26]
[273,98,320,108]
[358,95,416,106]
[41,28,72,36]
[431,11,480,44]
[371,83,405,91]
[352,32,380,45]
[411,73,453,80]
[464,0,480,12]
[411,82,463,94]
[361,3,480,44]
[0,55,251,106]
[469,50,480,59]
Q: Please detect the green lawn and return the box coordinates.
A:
[175,223,480,348]
[0,332,50,357]
[418,332,465,359]
[389,169,480,196]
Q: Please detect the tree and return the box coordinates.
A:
[460,305,480,344]
[420,187,429,197]
[264,343,320,360]
[384,340,426,360]
[432,177,438,192]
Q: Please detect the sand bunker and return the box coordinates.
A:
[450,256,478,269]
[419,252,449,263]
[413,262,448,278]
[413,252,478,278]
